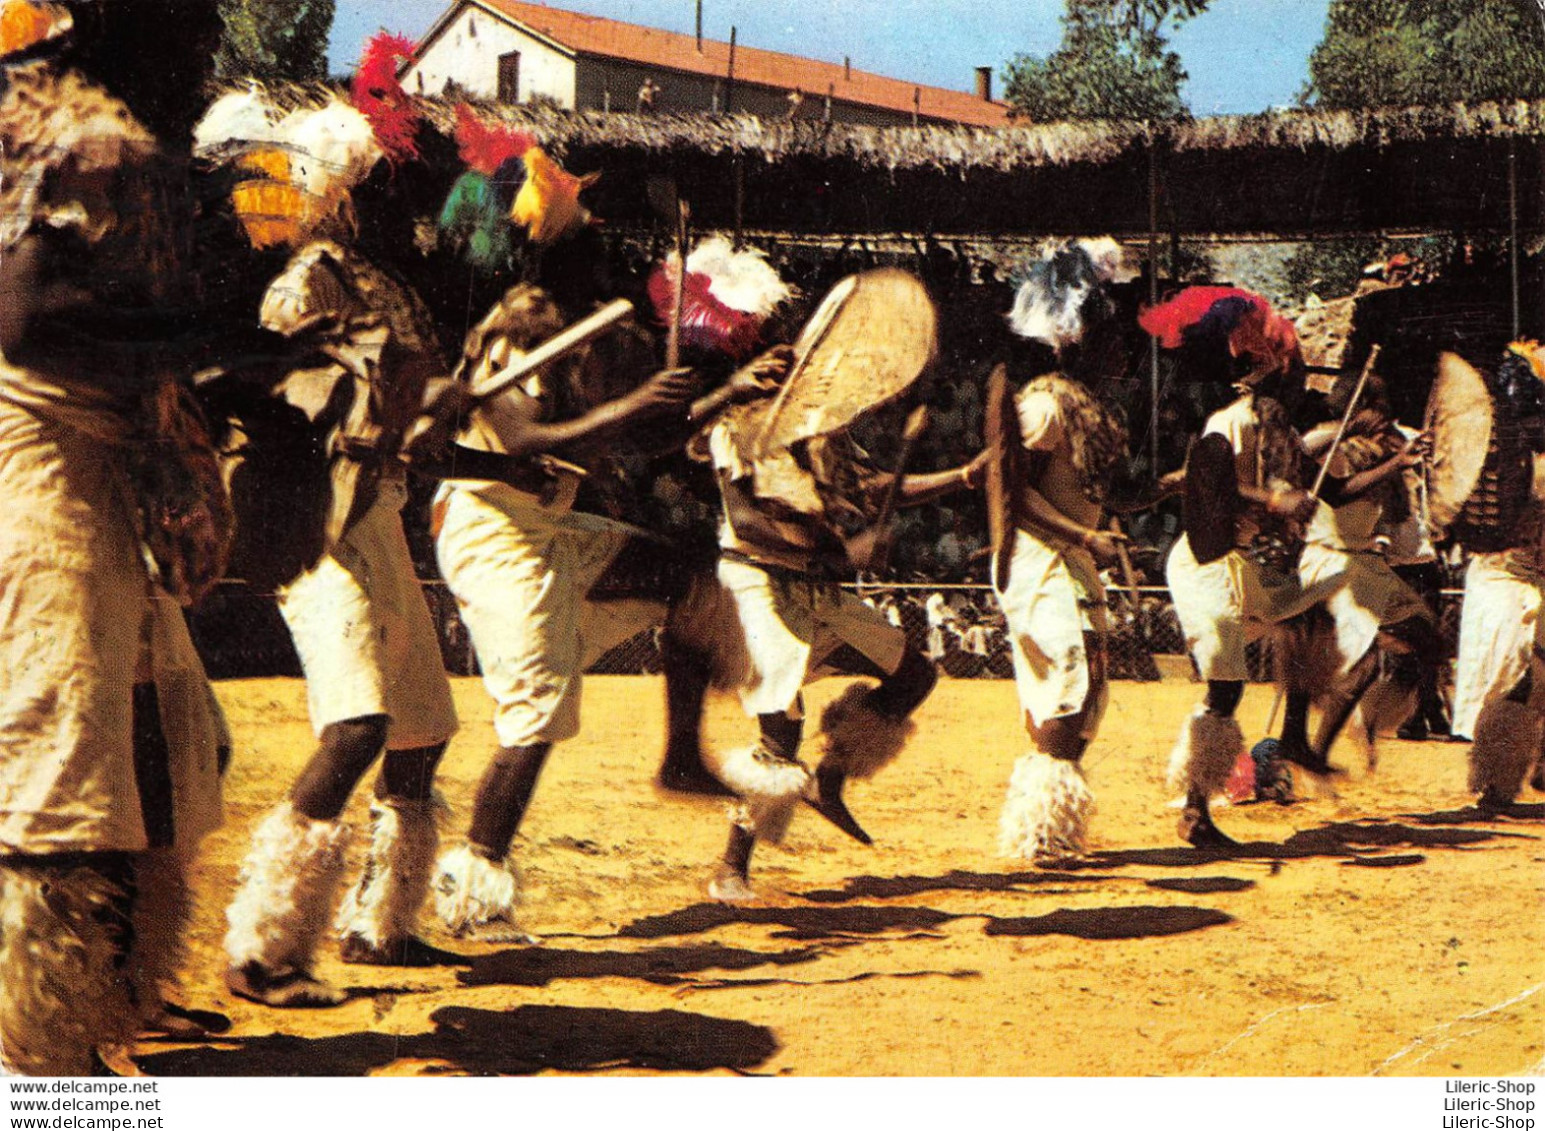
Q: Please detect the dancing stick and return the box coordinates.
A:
[468,299,635,402]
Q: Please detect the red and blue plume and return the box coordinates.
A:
[647,237,793,362]
[1140,285,1299,374]
[352,31,421,165]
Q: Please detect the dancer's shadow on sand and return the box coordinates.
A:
[616,900,1233,943]
[134,1004,778,1077]
[1072,817,1524,870]
[458,942,823,988]
[799,869,1118,903]
[618,903,961,941]
[1405,801,1544,826]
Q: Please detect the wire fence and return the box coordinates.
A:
[186,579,1466,684]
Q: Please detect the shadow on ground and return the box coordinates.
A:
[458,942,823,988]
[134,1004,778,1077]
[983,904,1233,939]
[1077,817,1525,870]
[798,869,1117,903]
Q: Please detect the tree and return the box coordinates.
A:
[1305,0,1545,109]
[215,0,335,83]
[1002,0,1211,122]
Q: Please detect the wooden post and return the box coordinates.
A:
[695,0,703,51]
[912,86,920,127]
[726,26,736,114]
[1148,142,1161,479]
[1511,137,1521,340]
[733,156,745,251]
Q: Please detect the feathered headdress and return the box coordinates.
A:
[194,87,384,250]
[1006,237,1139,351]
[1140,285,1299,376]
[0,0,70,58]
[647,236,793,361]
[351,32,421,166]
[513,147,598,245]
[437,105,534,272]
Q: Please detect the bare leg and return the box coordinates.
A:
[708,713,802,900]
[808,648,937,844]
[467,743,552,861]
[655,636,731,797]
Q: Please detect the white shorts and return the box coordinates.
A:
[1167,535,1334,683]
[435,485,666,748]
[1299,543,1432,675]
[715,556,907,718]
[1452,550,1544,738]
[995,529,1109,732]
[277,478,458,748]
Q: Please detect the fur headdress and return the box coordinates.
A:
[1007,236,1139,351]
[647,236,793,361]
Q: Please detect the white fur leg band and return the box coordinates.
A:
[1468,699,1544,802]
[223,802,351,978]
[998,751,1094,862]
[1168,707,1245,797]
[336,796,444,949]
[716,745,809,844]
[433,844,521,936]
[815,684,913,780]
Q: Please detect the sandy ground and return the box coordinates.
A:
[133,675,1545,1077]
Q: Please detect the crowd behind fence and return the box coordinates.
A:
[187,580,1466,685]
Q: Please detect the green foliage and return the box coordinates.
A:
[215,0,335,83]
[1306,0,1545,109]
[1002,0,1211,122]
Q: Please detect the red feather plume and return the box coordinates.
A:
[454,104,533,176]
[352,31,421,165]
[1140,285,1299,374]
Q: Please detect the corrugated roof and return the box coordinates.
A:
[453,0,1011,128]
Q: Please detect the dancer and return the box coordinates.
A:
[1154,328,1322,845]
[199,76,463,1006]
[698,271,977,900]
[0,0,234,1073]
[1434,345,1545,809]
[1275,380,1440,776]
[428,283,789,939]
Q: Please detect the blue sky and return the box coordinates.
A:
[330,0,1333,115]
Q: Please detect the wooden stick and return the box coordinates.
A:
[1309,344,1383,500]
[469,299,635,402]
[862,405,930,573]
[666,200,691,369]
[1110,516,1143,626]
[753,279,853,457]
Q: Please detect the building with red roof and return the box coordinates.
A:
[403,0,1010,128]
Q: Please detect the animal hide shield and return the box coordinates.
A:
[752,269,937,459]
[984,364,1021,592]
[1184,432,1242,566]
[1424,352,1495,537]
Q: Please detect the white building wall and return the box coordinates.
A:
[403,3,577,106]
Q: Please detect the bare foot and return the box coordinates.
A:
[802,767,873,845]
[225,962,346,1009]
[1177,807,1238,849]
